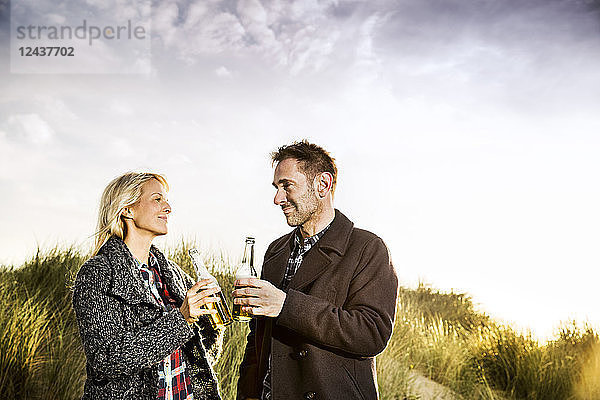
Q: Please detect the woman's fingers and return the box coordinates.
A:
[190,286,220,302]
[190,293,221,307]
[190,278,213,292]
[187,287,221,318]
[181,283,220,320]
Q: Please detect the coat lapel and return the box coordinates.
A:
[288,246,332,291]
[262,234,293,287]
[289,209,354,291]
[102,236,158,307]
[102,237,190,307]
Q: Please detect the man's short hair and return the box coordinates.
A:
[271,140,337,193]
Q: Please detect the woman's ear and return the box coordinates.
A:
[121,207,133,220]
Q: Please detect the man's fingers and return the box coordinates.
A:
[242,305,262,315]
[234,296,251,306]
[232,286,260,298]
[234,297,269,310]
[235,277,261,288]
[230,278,285,318]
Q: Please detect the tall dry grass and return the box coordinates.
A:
[574,341,600,399]
[1,246,598,399]
[0,247,86,399]
[395,284,600,400]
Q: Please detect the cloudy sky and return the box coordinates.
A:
[1,0,600,340]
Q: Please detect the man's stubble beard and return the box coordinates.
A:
[285,186,322,228]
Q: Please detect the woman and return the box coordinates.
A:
[73,172,223,400]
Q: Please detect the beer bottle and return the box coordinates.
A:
[188,248,232,328]
[233,236,258,322]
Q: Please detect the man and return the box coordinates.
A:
[234,140,398,400]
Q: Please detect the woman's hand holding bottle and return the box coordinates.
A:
[179,278,221,324]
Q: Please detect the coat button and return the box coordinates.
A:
[298,349,308,358]
[304,392,316,400]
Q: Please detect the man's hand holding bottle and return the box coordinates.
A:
[232,277,286,318]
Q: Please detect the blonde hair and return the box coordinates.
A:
[93,172,169,255]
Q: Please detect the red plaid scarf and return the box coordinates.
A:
[138,254,194,400]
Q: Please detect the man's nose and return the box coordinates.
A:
[274,188,286,205]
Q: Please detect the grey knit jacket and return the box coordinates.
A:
[73,236,223,400]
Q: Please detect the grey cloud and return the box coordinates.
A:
[155,0,600,80]
[152,1,245,59]
[375,0,600,59]
[327,1,364,19]
[236,0,278,49]
[150,0,365,73]
[359,0,600,112]
[12,0,149,22]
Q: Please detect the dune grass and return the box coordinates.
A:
[396,285,600,400]
[0,244,598,399]
[0,247,86,399]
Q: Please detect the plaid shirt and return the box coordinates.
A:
[262,224,331,400]
[137,254,194,400]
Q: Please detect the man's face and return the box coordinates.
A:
[272,158,320,227]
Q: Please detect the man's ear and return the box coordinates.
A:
[316,172,333,198]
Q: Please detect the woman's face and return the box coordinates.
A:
[124,178,171,239]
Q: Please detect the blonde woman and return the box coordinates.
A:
[73,172,223,400]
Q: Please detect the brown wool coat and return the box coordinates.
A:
[237,210,398,400]
[73,236,223,400]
